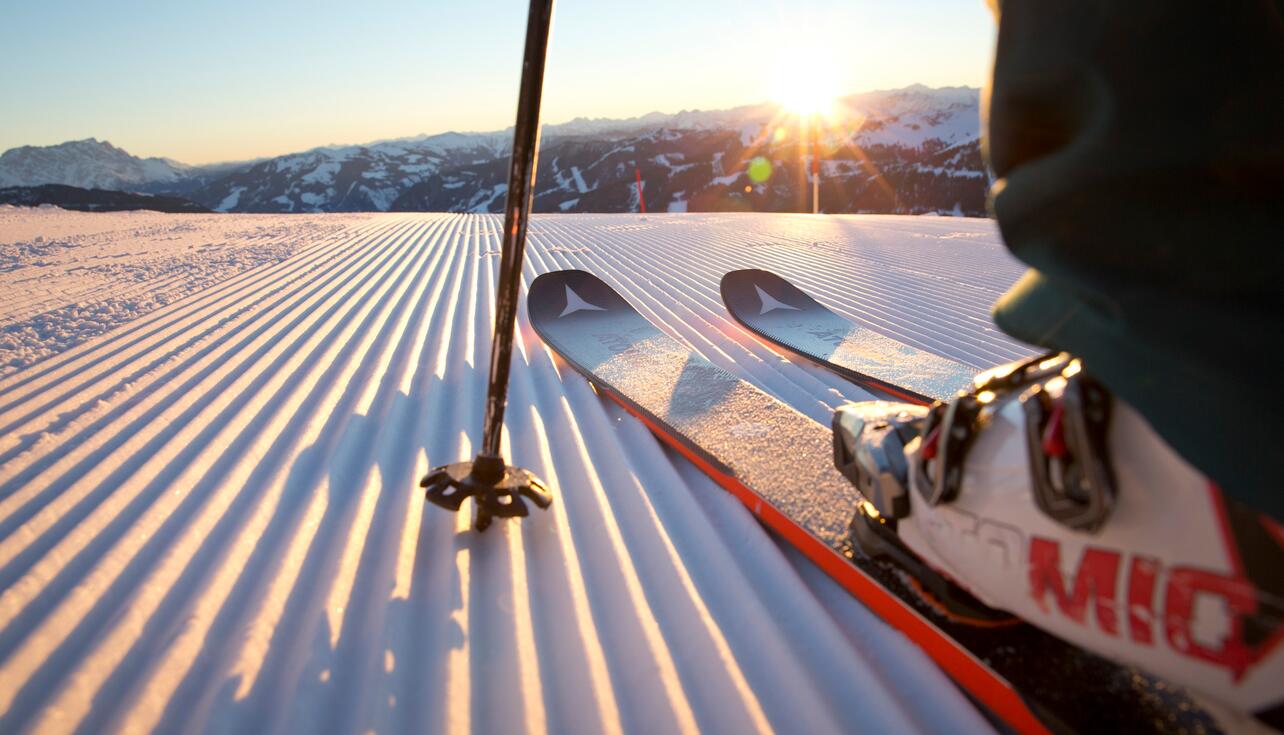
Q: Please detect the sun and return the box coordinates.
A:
[775,75,837,117]
[770,50,841,118]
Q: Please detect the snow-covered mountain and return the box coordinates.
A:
[2,86,989,215]
[185,85,986,215]
[544,84,981,144]
[193,132,511,213]
[0,138,191,191]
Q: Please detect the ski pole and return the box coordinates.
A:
[421,0,555,531]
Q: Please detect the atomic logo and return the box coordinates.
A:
[755,284,799,314]
[559,285,607,317]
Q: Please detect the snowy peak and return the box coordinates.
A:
[1,85,986,215]
[187,85,985,214]
[197,131,517,213]
[0,138,190,191]
[836,86,980,149]
[539,87,980,148]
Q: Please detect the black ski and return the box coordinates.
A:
[529,269,1224,735]
[720,269,974,404]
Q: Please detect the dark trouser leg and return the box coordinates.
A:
[984,0,1284,518]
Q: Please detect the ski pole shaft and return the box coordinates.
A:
[480,0,555,457]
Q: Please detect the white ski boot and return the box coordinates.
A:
[833,353,1284,717]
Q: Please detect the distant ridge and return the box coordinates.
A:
[0,184,210,213]
[0,139,190,191]
[0,85,989,216]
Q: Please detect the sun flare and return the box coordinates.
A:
[770,49,842,118]
[775,76,837,117]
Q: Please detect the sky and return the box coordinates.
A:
[0,0,996,165]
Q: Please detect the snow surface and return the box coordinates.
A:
[0,209,365,376]
[0,210,1033,734]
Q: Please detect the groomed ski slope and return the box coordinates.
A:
[0,210,1033,734]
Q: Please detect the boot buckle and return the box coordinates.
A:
[1020,363,1117,532]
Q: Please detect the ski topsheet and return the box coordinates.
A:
[720,269,975,404]
[528,269,1220,735]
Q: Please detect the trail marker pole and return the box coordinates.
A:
[635,168,647,214]
[811,114,820,214]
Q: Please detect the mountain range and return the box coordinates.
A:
[0,85,990,216]
[0,138,192,191]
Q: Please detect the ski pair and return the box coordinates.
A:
[527,268,1237,735]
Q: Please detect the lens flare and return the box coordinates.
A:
[747,156,773,183]
[770,46,841,118]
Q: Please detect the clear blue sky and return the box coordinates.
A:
[0,0,996,164]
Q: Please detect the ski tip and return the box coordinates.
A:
[718,268,775,302]
[720,269,772,318]
[528,269,632,328]
[530,268,596,292]
[720,268,825,320]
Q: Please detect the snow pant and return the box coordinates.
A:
[984,0,1284,519]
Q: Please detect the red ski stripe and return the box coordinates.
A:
[869,378,933,407]
[600,388,1051,735]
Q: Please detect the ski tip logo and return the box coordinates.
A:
[754,284,799,315]
[559,284,608,318]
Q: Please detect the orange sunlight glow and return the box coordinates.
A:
[723,41,901,214]
[770,47,841,118]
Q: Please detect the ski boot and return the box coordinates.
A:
[833,353,1284,716]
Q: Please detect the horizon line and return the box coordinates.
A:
[2,82,981,168]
